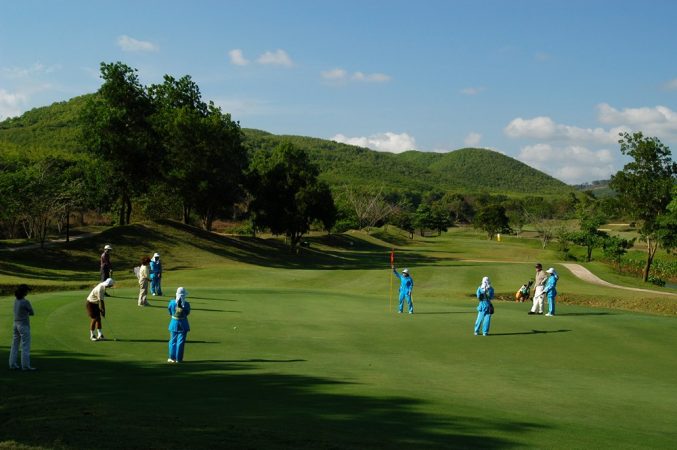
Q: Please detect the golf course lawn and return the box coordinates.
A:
[1,226,676,449]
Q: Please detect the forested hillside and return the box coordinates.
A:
[0,94,573,196]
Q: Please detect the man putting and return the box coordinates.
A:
[392,266,414,314]
[86,278,114,341]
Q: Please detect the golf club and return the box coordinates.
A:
[102,314,118,341]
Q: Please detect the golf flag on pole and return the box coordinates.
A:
[390,249,394,266]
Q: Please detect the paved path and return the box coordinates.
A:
[561,263,677,297]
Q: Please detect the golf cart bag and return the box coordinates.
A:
[515,280,533,303]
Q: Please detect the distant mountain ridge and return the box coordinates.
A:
[0,95,574,195]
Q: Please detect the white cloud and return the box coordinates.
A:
[321,68,391,85]
[504,103,677,184]
[321,68,347,81]
[597,103,677,141]
[518,143,616,184]
[0,88,27,120]
[228,49,250,66]
[664,79,677,91]
[464,132,482,147]
[351,72,391,83]
[535,51,551,62]
[597,102,676,126]
[117,35,159,52]
[331,132,416,153]
[504,116,619,144]
[1,62,60,79]
[213,97,273,116]
[460,86,485,95]
[257,49,293,67]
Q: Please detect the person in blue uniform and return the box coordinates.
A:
[167,287,191,363]
[544,267,559,316]
[150,253,163,296]
[392,266,414,314]
[474,276,494,336]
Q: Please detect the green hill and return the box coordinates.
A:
[0,95,574,195]
[243,131,573,195]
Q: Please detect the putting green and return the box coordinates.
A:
[1,258,675,449]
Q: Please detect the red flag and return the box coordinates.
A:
[390,249,394,265]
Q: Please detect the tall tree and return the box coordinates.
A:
[609,132,677,281]
[149,76,248,230]
[81,62,160,225]
[248,142,336,251]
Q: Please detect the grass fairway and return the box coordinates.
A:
[1,224,676,449]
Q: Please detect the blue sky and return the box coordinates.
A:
[2,0,677,184]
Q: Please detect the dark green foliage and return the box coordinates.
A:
[248,142,337,250]
[81,62,161,225]
[610,132,677,281]
[0,95,89,153]
[148,75,248,230]
[243,131,574,196]
[474,204,510,240]
[603,235,635,270]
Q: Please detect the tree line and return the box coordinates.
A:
[0,63,675,281]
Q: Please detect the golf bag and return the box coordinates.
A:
[515,280,533,303]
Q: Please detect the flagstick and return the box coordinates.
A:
[389,269,393,312]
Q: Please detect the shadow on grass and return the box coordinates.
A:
[0,349,546,449]
[556,312,616,316]
[490,329,572,336]
[189,296,238,301]
[0,221,444,285]
[415,311,476,315]
[108,339,220,344]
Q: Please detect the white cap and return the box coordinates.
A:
[104,244,112,250]
[546,267,555,274]
[402,268,409,274]
[153,253,160,259]
[104,278,115,287]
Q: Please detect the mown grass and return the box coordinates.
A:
[1,221,676,449]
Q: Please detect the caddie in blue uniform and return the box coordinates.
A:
[474,276,494,336]
[167,287,190,363]
[150,252,163,296]
[392,266,414,314]
[544,267,559,316]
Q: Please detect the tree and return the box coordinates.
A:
[430,202,453,236]
[609,132,677,281]
[570,197,608,262]
[414,204,434,236]
[81,62,160,225]
[248,142,336,251]
[602,235,635,271]
[504,198,526,237]
[474,204,510,240]
[341,185,397,232]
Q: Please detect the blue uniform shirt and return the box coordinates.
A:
[393,269,414,295]
[168,298,190,332]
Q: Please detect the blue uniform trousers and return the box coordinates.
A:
[547,292,556,315]
[168,331,187,362]
[474,311,491,335]
[399,292,414,313]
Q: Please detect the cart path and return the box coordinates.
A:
[561,263,677,297]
